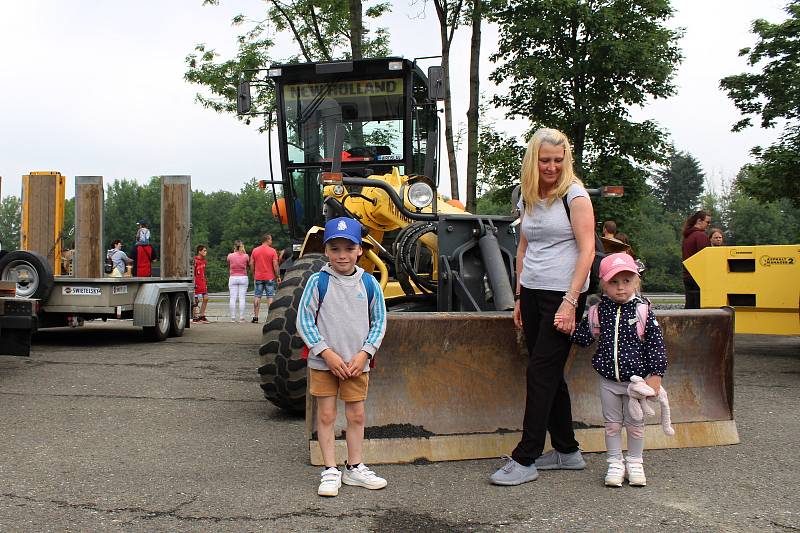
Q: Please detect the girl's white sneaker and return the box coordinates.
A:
[604,459,625,487]
[626,460,647,486]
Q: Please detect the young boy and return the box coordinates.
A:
[296,217,387,497]
[193,245,210,323]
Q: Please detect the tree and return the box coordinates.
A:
[652,151,705,214]
[489,0,682,227]
[0,195,21,250]
[433,0,465,201]
[632,194,683,292]
[727,194,800,245]
[465,0,483,213]
[720,1,800,205]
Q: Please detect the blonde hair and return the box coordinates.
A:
[233,239,246,253]
[520,128,582,213]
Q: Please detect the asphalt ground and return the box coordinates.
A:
[0,319,798,532]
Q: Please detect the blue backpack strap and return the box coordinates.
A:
[316,270,329,306]
[363,273,376,306]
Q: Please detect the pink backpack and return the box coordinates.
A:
[587,300,650,341]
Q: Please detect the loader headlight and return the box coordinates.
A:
[408,182,434,209]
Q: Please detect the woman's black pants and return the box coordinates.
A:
[684,277,701,309]
[511,288,587,467]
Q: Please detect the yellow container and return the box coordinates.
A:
[684,244,800,335]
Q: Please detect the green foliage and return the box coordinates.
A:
[632,195,684,293]
[652,151,706,214]
[487,0,682,228]
[727,194,800,245]
[489,0,681,167]
[0,196,21,250]
[735,127,800,205]
[720,1,800,205]
[104,177,161,250]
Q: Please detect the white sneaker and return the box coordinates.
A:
[342,463,387,490]
[604,458,625,487]
[626,460,647,486]
[318,467,342,497]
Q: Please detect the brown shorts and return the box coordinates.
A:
[309,368,369,402]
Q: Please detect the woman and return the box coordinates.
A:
[227,239,250,323]
[490,128,595,486]
[709,228,724,246]
[681,210,711,309]
[108,239,132,278]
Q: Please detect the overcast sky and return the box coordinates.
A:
[0,0,787,202]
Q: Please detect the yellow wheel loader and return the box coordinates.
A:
[238,58,737,463]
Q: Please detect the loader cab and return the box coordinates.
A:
[245,58,440,241]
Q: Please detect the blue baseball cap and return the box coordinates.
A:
[323,217,362,245]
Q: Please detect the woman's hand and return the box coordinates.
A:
[553,299,577,334]
[513,300,523,329]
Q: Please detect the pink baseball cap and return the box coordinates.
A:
[599,253,639,281]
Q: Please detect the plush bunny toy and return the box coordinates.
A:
[627,375,675,436]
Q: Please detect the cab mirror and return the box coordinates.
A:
[427,66,445,101]
[237,81,252,114]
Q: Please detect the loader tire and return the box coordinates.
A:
[257,253,326,414]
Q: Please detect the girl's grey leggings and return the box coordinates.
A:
[599,376,645,462]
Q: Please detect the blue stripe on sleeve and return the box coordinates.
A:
[364,275,386,346]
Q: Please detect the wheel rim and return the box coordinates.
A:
[157,297,170,334]
[1,259,40,298]
[173,296,187,330]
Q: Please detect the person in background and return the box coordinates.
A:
[227,240,250,323]
[490,128,595,486]
[709,228,724,246]
[250,233,280,323]
[602,220,618,241]
[135,220,151,244]
[108,239,132,278]
[193,245,210,323]
[681,210,711,309]
[615,232,635,257]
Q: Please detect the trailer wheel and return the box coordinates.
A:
[257,253,326,414]
[169,293,188,337]
[144,293,171,341]
[0,250,54,300]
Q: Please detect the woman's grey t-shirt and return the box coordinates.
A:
[111,250,130,274]
[517,182,590,293]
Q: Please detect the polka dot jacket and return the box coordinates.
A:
[573,295,668,382]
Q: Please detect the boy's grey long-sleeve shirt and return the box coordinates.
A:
[296,264,387,372]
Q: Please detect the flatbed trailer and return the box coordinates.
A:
[0,173,195,356]
[0,275,193,356]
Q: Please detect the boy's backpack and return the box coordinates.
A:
[587,299,650,341]
[300,270,378,366]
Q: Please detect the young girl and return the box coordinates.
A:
[568,253,667,487]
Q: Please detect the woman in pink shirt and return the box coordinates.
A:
[227,240,250,322]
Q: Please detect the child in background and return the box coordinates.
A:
[568,253,668,488]
[193,245,209,323]
[296,217,387,497]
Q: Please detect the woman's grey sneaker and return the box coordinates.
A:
[318,467,342,497]
[489,456,539,485]
[342,463,387,490]
[534,449,586,470]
